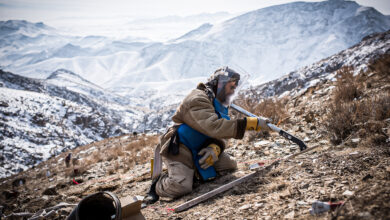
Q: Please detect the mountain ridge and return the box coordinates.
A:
[1,0,389,93]
[0,28,389,178]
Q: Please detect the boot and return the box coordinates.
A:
[142,177,160,207]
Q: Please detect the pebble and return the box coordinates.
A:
[254,203,264,208]
[319,140,329,144]
[342,190,354,196]
[351,138,360,143]
[255,140,271,146]
[239,204,251,210]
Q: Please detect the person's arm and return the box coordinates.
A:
[185,95,246,139]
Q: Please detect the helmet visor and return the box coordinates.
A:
[214,66,249,106]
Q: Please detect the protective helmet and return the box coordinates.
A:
[207,66,249,106]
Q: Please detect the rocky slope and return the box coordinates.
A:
[0,69,147,178]
[0,45,389,220]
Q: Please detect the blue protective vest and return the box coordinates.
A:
[177,98,230,180]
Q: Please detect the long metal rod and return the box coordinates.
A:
[230,103,307,151]
[174,171,258,212]
[173,143,319,212]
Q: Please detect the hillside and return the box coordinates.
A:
[0,69,147,178]
[0,52,389,219]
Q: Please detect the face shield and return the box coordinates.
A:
[210,66,250,106]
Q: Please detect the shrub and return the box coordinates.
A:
[368,54,390,78]
[233,93,289,126]
[333,66,363,103]
[325,58,390,146]
[326,101,365,145]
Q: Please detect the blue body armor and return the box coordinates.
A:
[177,98,230,180]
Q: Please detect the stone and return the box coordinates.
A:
[301,183,310,189]
[319,140,329,144]
[351,138,360,143]
[42,185,57,195]
[254,203,264,208]
[59,207,74,216]
[358,211,373,218]
[239,204,251,210]
[342,190,354,196]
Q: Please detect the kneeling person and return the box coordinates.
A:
[146,66,270,201]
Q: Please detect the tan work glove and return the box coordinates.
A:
[246,117,271,132]
[198,144,221,169]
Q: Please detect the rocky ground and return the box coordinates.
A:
[0,57,389,219]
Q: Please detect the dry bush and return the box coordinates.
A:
[333,66,363,103]
[80,151,103,170]
[326,102,366,145]
[252,98,289,125]
[372,93,390,121]
[326,93,390,145]
[368,54,390,78]
[123,136,157,166]
[105,145,125,161]
[325,62,390,146]
[233,93,290,143]
[64,164,86,177]
[65,134,158,176]
[82,157,96,169]
[234,92,289,125]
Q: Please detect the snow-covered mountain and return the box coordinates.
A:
[245,29,390,100]
[0,69,151,177]
[1,28,389,178]
[1,0,389,94]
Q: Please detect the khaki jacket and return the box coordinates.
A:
[152,83,246,179]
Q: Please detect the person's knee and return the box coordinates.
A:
[155,161,194,198]
[222,158,237,171]
[228,159,238,170]
[156,175,192,198]
[214,152,237,171]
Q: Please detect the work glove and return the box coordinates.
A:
[198,144,221,169]
[245,117,271,132]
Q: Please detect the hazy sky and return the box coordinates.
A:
[1,0,389,22]
[1,0,389,41]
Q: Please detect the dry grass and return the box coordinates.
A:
[252,98,290,125]
[79,134,158,172]
[233,94,290,142]
[368,53,390,78]
[56,134,159,177]
[124,136,157,166]
[234,95,290,126]
[326,93,389,145]
[325,55,390,146]
[333,66,363,103]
